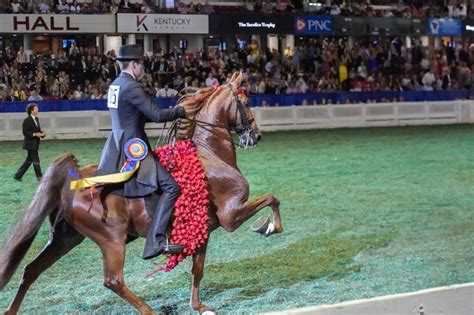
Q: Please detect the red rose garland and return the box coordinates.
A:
[148,140,209,276]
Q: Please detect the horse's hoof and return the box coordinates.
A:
[251,216,269,233]
[251,216,274,236]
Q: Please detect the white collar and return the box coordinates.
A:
[123,70,136,81]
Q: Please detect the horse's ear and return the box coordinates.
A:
[230,71,243,88]
[229,72,237,81]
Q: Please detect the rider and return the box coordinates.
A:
[97,44,186,260]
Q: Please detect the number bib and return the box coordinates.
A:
[107,85,120,109]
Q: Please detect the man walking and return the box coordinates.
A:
[14,103,44,181]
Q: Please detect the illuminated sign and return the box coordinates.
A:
[0,14,115,33]
[209,15,292,34]
[294,16,333,35]
[118,14,208,34]
[428,18,462,36]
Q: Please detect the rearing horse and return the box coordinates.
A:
[0,72,283,314]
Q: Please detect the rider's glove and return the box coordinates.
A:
[177,106,186,118]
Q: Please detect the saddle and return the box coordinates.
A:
[71,139,210,273]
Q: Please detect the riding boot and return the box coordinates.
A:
[143,192,182,260]
[143,161,183,260]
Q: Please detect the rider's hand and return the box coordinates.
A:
[177,106,187,119]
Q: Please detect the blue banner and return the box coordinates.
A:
[0,97,177,113]
[247,90,470,107]
[0,91,469,112]
[428,19,462,36]
[294,16,333,35]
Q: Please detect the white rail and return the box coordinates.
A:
[0,100,473,141]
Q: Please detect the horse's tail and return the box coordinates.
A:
[0,153,79,290]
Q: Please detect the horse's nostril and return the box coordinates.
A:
[257,134,262,141]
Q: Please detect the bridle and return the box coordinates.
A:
[162,83,256,149]
[230,84,254,136]
[229,83,256,149]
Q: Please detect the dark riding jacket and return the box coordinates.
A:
[22,115,42,151]
[97,72,185,197]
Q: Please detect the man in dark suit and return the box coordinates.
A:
[14,103,44,181]
[442,68,451,90]
[108,60,121,80]
[96,44,186,260]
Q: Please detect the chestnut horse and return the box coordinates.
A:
[0,72,283,314]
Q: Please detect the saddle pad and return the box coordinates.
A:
[149,139,209,274]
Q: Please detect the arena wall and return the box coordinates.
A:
[0,100,473,141]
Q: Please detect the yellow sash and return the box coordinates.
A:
[70,161,140,190]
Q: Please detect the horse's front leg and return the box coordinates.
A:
[190,242,215,315]
[218,194,283,236]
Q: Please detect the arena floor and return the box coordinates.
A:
[0,125,473,314]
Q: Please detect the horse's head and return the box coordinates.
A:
[224,72,261,148]
[176,72,261,148]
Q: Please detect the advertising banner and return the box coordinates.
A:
[368,17,395,36]
[463,20,474,37]
[333,17,366,36]
[117,14,208,34]
[0,14,115,33]
[293,16,333,35]
[427,18,462,36]
[393,18,411,36]
[410,19,427,35]
[209,15,292,34]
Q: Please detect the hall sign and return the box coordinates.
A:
[0,14,115,33]
[117,14,208,34]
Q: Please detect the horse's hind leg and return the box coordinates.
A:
[5,219,84,315]
[218,194,283,235]
[99,242,155,315]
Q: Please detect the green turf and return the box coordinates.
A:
[0,125,473,314]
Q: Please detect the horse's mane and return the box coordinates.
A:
[175,86,216,140]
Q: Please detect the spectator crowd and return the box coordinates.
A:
[0,36,473,103]
[0,0,471,19]
[0,0,473,103]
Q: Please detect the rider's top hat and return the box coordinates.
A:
[115,44,144,61]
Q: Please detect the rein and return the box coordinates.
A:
[179,117,250,149]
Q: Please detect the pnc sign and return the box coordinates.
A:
[294,16,333,35]
[295,19,306,31]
